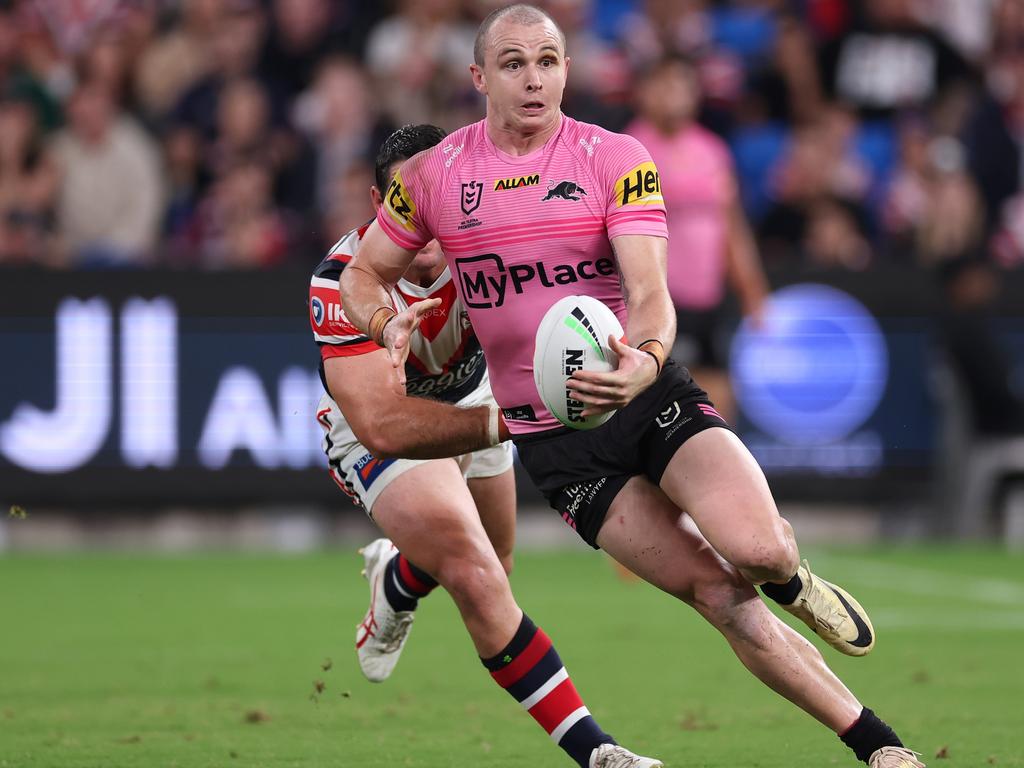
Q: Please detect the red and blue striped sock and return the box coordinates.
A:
[482,614,614,767]
[383,553,438,612]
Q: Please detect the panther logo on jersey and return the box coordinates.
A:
[542,180,587,201]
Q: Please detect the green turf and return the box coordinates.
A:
[1,546,1022,767]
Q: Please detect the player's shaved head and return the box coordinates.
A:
[473,3,566,66]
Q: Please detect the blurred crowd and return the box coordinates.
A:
[0,0,1022,277]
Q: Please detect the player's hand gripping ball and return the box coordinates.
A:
[533,295,623,429]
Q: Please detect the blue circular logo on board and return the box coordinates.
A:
[730,284,888,445]
[311,296,325,327]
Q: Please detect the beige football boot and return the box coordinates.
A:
[869,747,926,767]
[781,560,875,656]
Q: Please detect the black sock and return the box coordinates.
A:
[382,553,437,612]
[760,571,803,605]
[840,708,904,763]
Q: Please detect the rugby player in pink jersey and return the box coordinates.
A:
[340,5,926,768]
[313,124,634,768]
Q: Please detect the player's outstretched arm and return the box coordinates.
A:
[339,220,421,365]
[568,234,675,415]
[324,350,505,460]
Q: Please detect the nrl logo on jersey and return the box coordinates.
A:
[494,173,540,191]
[461,181,483,215]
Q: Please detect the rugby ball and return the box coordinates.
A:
[533,295,623,430]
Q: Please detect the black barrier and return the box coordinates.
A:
[1,265,1023,507]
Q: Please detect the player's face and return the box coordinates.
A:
[472,19,569,135]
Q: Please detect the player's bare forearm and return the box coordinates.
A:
[372,402,498,459]
[323,353,502,461]
[338,220,418,334]
[613,234,676,353]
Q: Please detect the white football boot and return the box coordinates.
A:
[355,538,415,683]
[589,743,664,768]
[869,747,926,767]
[781,560,875,656]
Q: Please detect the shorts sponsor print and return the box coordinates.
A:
[515,361,731,548]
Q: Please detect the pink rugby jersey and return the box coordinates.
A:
[309,222,485,403]
[377,114,668,434]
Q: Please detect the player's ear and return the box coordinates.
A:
[470,63,487,95]
[370,185,383,209]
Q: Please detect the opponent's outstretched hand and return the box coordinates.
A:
[380,297,442,386]
[566,335,659,417]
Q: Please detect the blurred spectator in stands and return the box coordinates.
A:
[187,156,292,269]
[914,0,998,64]
[172,0,283,143]
[913,137,985,268]
[78,20,140,110]
[293,56,390,220]
[208,75,315,215]
[259,0,342,107]
[742,13,825,127]
[618,0,711,69]
[801,195,872,270]
[162,123,204,259]
[50,80,163,267]
[966,0,1024,253]
[135,0,222,123]
[365,0,476,127]
[628,54,768,420]
[319,161,376,251]
[0,89,57,265]
[3,8,69,130]
[544,0,629,128]
[938,257,1024,435]
[880,115,931,258]
[819,0,976,122]
[758,103,872,263]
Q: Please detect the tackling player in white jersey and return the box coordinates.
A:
[311,125,647,768]
[310,124,514,681]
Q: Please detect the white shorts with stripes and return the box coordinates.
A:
[315,381,513,516]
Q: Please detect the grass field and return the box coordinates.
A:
[2,546,1023,767]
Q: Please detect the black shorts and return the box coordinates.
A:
[514,360,731,548]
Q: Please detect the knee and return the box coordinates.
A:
[734,525,799,584]
[435,554,508,611]
[498,552,514,577]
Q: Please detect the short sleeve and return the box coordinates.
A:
[310,257,385,360]
[600,134,669,241]
[376,156,434,251]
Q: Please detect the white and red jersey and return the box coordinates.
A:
[376,114,668,433]
[309,221,486,403]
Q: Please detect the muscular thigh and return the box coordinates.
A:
[596,475,754,606]
[657,428,785,568]
[371,459,497,579]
